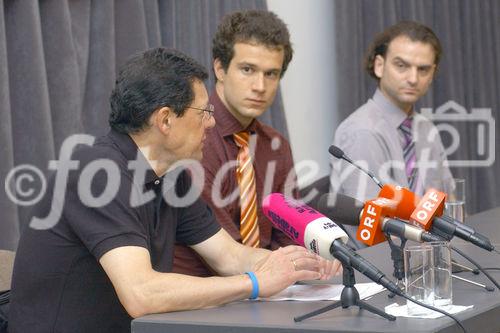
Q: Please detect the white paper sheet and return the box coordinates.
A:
[384,302,474,318]
[257,283,386,301]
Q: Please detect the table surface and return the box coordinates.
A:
[132,208,500,333]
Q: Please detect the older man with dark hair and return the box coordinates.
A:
[8,48,333,333]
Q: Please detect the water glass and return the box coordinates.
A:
[404,244,435,316]
[444,178,465,223]
[429,241,453,308]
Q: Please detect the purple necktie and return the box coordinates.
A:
[399,116,418,191]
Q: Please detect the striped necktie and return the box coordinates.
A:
[399,116,418,191]
[234,131,260,247]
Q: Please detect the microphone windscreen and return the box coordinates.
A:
[316,193,363,226]
[328,145,344,159]
[262,193,349,250]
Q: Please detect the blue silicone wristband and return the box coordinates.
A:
[245,272,259,300]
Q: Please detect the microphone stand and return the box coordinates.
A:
[452,261,479,274]
[386,235,406,299]
[294,261,396,322]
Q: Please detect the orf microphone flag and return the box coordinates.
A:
[317,193,441,244]
[356,196,405,246]
[377,184,421,219]
[409,188,446,230]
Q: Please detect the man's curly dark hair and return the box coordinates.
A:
[212,10,293,77]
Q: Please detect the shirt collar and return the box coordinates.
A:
[210,90,259,137]
[108,129,162,188]
[372,88,410,129]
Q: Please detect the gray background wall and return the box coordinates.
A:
[1,0,499,250]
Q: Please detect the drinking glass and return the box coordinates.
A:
[404,244,435,316]
[429,241,453,308]
[444,178,465,223]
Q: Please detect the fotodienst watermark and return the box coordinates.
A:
[3,101,496,229]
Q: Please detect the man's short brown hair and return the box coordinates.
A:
[212,10,293,77]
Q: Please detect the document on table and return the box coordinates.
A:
[385,303,474,318]
[258,283,386,301]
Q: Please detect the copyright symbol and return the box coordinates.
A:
[4,164,46,206]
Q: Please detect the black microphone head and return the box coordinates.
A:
[328,145,384,188]
[316,193,363,226]
[328,145,345,159]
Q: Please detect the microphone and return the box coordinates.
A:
[329,145,494,252]
[262,193,401,295]
[316,194,442,244]
[329,145,383,188]
[311,192,363,227]
[262,193,349,254]
[329,145,420,218]
[410,189,494,251]
[375,182,493,251]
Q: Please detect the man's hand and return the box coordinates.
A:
[317,256,342,280]
[252,245,321,298]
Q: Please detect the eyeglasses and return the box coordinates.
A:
[187,104,215,122]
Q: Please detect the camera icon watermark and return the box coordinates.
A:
[419,101,495,167]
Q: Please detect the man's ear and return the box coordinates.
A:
[154,106,173,134]
[213,58,226,82]
[373,55,385,79]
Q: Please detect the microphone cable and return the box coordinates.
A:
[393,289,467,333]
[451,246,500,290]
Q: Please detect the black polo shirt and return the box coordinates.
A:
[9,130,221,333]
